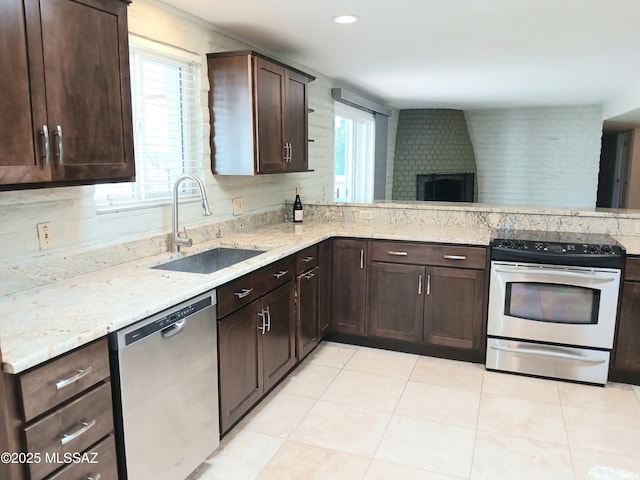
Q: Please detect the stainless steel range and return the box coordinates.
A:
[486,230,625,385]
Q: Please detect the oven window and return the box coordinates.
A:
[505,282,600,324]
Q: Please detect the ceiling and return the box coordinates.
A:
[159,0,640,123]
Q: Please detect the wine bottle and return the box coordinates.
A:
[293,187,303,222]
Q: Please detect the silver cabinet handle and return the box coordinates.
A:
[444,255,466,260]
[426,274,431,295]
[304,272,316,280]
[418,274,423,295]
[273,270,289,279]
[360,249,364,269]
[87,474,102,480]
[258,310,266,334]
[265,306,271,332]
[302,256,314,263]
[41,125,50,166]
[55,125,64,165]
[387,250,408,256]
[60,419,96,445]
[234,288,253,298]
[56,367,93,390]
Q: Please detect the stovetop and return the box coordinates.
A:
[490,230,625,268]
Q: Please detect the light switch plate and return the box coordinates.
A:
[232,198,243,216]
[37,222,52,250]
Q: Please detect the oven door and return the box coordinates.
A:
[487,261,621,349]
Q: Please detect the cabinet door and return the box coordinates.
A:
[0,0,50,184]
[38,0,134,182]
[285,70,309,172]
[262,282,296,391]
[318,239,333,338]
[254,57,286,173]
[331,239,368,335]
[297,266,320,360]
[218,300,263,434]
[368,262,425,342]
[425,266,485,350]
[614,281,640,374]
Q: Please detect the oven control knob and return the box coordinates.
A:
[515,240,526,249]
[586,244,598,253]
[601,245,611,253]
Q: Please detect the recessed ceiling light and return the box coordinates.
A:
[332,14,359,24]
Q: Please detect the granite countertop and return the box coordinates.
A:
[0,220,491,374]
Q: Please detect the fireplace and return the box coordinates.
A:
[417,173,474,202]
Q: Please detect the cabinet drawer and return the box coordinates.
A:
[23,382,114,480]
[218,256,295,318]
[296,245,319,273]
[46,434,117,480]
[18,338,110,421]
[370,241,486,269]
[625,256,640,282]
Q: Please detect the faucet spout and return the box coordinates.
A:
[172,174,212,253]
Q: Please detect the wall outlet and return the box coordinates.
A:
[37,222,52,250]
[232,197,244,216]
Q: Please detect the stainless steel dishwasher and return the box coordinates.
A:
[109,290,219,480]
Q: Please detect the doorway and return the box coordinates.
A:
[596,130,633,208]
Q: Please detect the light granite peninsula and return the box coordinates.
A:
[1,201,640,374]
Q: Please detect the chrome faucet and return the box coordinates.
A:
[172,174,212,253]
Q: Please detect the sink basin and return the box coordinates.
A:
[152,247,266,274]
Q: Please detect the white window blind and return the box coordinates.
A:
[94,36,203,212]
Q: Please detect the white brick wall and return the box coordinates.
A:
[465,106,603,208]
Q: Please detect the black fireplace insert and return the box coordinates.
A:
[417,173,474,202]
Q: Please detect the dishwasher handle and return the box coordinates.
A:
[161,319,186,339]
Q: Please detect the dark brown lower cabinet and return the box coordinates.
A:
[318,240,333,339]
[611,256,640,384]
[296,266,320,360]
[331,239,368,335]
[425,266,486,350]
[218,282,295,434]
[368,262,424,342]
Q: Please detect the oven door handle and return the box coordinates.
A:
[493,267,617,283]
[491,343,606,364]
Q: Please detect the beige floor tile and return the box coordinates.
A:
[290,399,391,457]
[320,369,407,413]
[307,341,359,368]
[257,440,371,480]
[563,405,640,457]
[570,446,640,480]
[410,356,484,392]
[477,393,567,444]
[559,382,640,416]
[470,430,573,480]
[365,460,464,480]
[277,362,341,398]
[242,390,317,438]
[375,415,475,478]
[482,370,560,404]
[192,429,284,480]
[395,381,480,428]
[344,346,418,379]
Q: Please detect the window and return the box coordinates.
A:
[334,102,375,203]
[94,36,203,212]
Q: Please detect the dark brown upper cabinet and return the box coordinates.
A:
[207,50,315,175]
[0,0,135,189]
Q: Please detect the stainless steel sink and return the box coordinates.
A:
[152,247,265,274]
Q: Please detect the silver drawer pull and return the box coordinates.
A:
[55,125,64,165]
[444,255,466,260]
[60,419,96,445]
[41,125,50,166]
[87,474,102,480]
[387,250,408,256]
[302,256,314,263]
[304,272,316,280]
[273,270,289,279]
[234,288,253,298]
[56,367,93,390]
